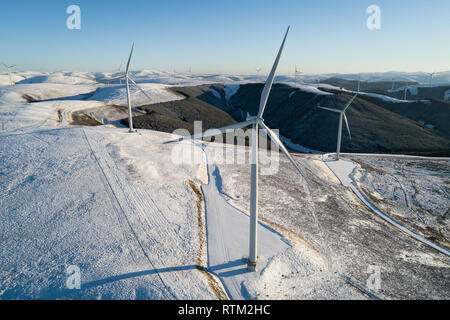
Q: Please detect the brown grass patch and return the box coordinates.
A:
[70,111,103,126]
[188,179,228,300]
[352,159,384,175]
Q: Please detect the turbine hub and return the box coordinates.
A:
[245,115,264,124]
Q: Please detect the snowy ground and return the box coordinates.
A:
[212,147,450,299]
[349,155,450,250]
[1,72,449,299]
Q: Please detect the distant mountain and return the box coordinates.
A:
[129,82,450,157]
[227,84,450,156]
[320,77,418,93]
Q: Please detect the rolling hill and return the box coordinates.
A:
[129,82,450,156]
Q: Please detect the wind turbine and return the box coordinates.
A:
[108,44,153,133]
[2,63,18,85]
[294,65,302,84]
[427,72,435,85]
[256,67,261,75]
[318,82,359,160]
[166,27,305,270]
[117,62,123,84]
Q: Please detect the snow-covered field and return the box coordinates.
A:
[350,155,450,248]
[0,72,449,299]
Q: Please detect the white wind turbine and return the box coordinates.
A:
[166,27,307,270]
[256,67,261,75]
[427,72,435,85]
[318,82,359,160]
[2,63,18,85]
[117,62,123,85]
[108,44,153,133]
[294,65,302,84]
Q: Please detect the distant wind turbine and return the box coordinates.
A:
[318,83,359,160]
[2,63,18,85]
[294,65,302,84]
[107,44,153,133]
[117,62,124,84]
[427,72,435,85]
[256,67,261,75]
[166,26,307,270]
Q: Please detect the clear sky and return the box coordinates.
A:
[1,0,449,74]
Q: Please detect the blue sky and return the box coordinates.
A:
[1,0,449,74]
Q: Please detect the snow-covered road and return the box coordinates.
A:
[200,145,290,299]
[323,154,450,257]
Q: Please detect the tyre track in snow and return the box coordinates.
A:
[287,153,383,299]
[81,128,177,299]
[82,128,221,299]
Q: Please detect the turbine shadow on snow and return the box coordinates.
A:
[72,259,250,292]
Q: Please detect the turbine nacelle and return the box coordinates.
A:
[246,115,264,124]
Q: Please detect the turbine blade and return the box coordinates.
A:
[126,43,134,74]
[344,93,358,111]
[165,120,255,144]
[108,75,126,82]
[343,113,351,140]
[128,77,153,102]
[257,26,290,118]
[260,122,308,181]
[317,106,341,113]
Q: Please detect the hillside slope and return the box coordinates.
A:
[226,84,450,156]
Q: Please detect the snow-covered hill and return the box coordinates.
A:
[0,73,449,299]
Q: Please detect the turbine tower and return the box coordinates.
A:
[256,67,261,75]
[167,26,307,270]
[317,86,359,160]
[2,63,18,86]
[107,44,153,133]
